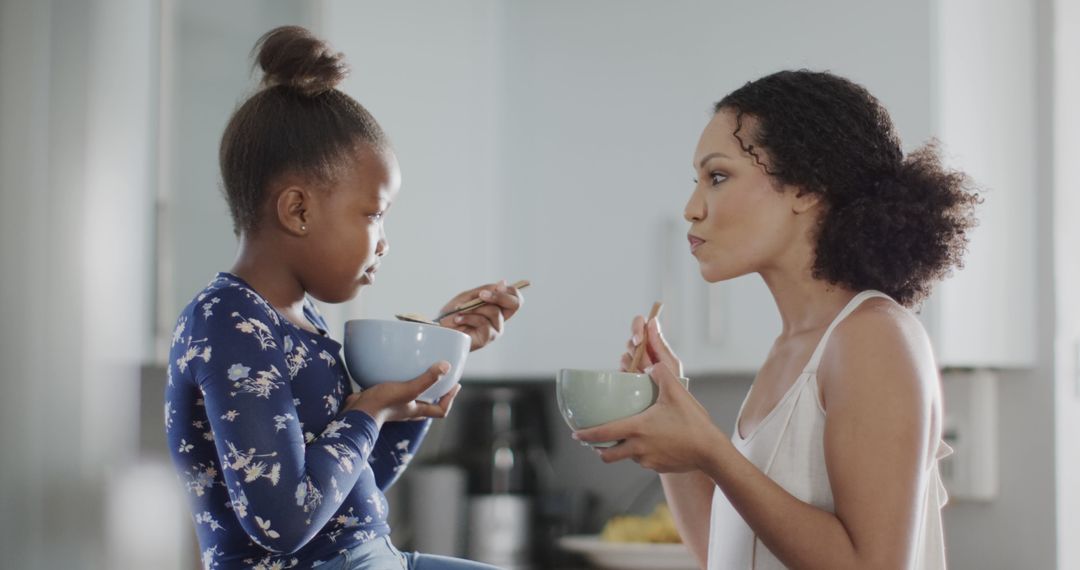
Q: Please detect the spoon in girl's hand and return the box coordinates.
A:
[395,280,531,326]
[395,312,440,325]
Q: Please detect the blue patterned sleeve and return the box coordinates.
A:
[188,288,379,555]
[302,298,432,491]
[369,420,430,491]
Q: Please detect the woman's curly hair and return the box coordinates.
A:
[716,70,980,307]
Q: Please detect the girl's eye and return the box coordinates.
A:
[368,211,384,222]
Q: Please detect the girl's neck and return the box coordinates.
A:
[229,236,312,329]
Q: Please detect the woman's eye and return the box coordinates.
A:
[693,173,728,186]
[368,211,384,222]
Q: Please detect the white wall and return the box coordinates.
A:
[319,2,1064,567]
[320,1,506,374]
[493,0,935,376]
[158,0,510,372]
[321,0,936,377]
[158,0,317,358]
[0,0,156,567]
[1054,0,1080,567]
[1,1,1064,567]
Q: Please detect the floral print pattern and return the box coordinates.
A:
[166,273,429,569]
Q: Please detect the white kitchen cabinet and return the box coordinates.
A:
[473,0,948,378]
[660,0,1040,374]
[920,0,1038,368]
[158,0,1036,377]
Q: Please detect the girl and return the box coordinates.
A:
[574,70,979,569]
[165,26,521,570]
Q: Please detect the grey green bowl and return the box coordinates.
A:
[556,368,686,448]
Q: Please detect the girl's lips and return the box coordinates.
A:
[688,234,705,252]
[360,265,379,284]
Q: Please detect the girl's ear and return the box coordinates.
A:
[790,187,822,215]
[276,185,310,236]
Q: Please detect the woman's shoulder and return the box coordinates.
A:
[818,295,938,401]
[838,296,929,349]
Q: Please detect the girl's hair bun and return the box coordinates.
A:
[253,25,348,96]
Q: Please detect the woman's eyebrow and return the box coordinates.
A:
[697,152,733,169]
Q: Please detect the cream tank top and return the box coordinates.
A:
[706,291,952,570]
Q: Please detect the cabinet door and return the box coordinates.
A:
[925,0,1037,368]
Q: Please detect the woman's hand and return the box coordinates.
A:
[343,361,462,427]
[622,315,684,376]
[573,360,720,473]
[437,280,524,351]
[575,317,716,472]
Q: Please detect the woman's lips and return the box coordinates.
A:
[688,234,705,253]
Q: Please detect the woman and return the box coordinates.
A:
[573,70,979,569]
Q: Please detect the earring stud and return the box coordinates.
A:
[301,225,307,231]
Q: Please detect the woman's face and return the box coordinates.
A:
[301,144,401,303]
[685,109,805,282]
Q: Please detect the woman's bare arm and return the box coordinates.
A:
[583,302,939,570]
[660,471,715,568]
[702,303,938,569]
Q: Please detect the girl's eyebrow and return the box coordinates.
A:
[696,152,733,169]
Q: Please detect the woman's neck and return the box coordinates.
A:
[758,243,856,338]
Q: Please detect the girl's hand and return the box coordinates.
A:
[343,361,462,427]
[573,361,720,473]
[622,315,684,377]
[437,280,524,351]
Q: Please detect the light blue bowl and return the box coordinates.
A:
[556,368,666,448]
[343,319,470,403]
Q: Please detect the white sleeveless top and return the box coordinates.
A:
[706,291,952,569]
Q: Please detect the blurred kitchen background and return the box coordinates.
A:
[1,0,1078,568]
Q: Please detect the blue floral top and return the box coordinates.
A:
[165,273,428,570]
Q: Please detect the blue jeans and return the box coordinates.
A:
[318,536,501,570]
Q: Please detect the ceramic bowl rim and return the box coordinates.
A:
[344,317,471,345]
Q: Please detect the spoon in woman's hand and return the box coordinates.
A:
[629,301,664,372]
[396,280,531,325]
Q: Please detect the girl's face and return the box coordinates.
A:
[301,145,401,303]
[684,109,808,282]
